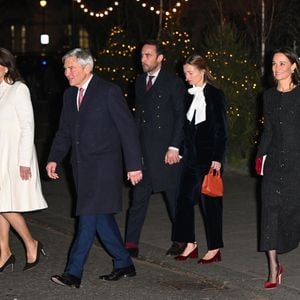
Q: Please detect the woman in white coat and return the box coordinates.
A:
[0,48,47,272]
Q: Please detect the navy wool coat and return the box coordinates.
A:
[48,75,142,215]
[135,68,185,192]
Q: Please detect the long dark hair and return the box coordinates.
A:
[272,47,300,86]
[0,48,23,84]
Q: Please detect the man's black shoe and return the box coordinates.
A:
[166,242,187,256]
[127,247,139,258]
[99,265,136,281]
[51,273,81,288]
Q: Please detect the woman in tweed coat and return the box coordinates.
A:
[256,47,300,289]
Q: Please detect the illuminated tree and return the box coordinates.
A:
[160,19,195,72]
[95,26,137,102]
[204,23,261,167]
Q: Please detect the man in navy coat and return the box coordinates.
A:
[46,48,143,288]
[125,40,186,257]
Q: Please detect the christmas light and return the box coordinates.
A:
[134,0,188,17]
[74,0,119,19]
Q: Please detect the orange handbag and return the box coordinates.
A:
[201,168,224,197]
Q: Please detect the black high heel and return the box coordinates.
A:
[0,254,16,272]
[23,241,46,271]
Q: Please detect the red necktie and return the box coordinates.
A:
[78,88,84,107]
[146,76,154,91]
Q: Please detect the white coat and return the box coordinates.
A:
[0,80,47,212]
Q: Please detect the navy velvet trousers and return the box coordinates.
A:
[173,165,224,250]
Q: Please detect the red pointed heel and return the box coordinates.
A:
[174,244,198,261]
[264,264,283,289]
[198,250,221,264]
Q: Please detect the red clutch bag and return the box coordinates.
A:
[255,155,266,176]
[201,168,224,197]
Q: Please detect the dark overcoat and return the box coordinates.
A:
[48,75,142,215]
[135,68,185,192]
[257,86,300,253]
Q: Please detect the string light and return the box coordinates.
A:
[74,0,189,20]
[135,0,189,17]
[74,0,119,18]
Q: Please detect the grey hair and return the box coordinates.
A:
[62,48,94,71]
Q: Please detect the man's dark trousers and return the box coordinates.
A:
[65,214,133,278]
[126,171,178,245]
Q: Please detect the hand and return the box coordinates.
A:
[20,166,31,180]
[211,161,221,171]
[164,149,181,165]
[255,157,263,176]
[127,170,143,186]
[46,162,59,179]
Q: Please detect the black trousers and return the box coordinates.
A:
[125,170,178,245]
[173,165,224,250]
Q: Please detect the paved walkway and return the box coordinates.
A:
[1,168,299,299]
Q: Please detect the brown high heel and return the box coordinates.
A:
[198,250,221,264]
[264,264,283,289]
[174,243,198,261]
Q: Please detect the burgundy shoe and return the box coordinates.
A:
[174,246,198,261]
[198,250,221,264]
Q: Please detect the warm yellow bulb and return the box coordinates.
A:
[40,0,47,7]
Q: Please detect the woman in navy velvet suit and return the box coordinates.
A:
[173,54,227,264]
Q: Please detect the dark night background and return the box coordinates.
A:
[1,0,300,170]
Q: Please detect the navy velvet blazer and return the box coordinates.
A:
[183,83,227,167]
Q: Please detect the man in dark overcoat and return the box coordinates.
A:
[46,48,143,288]
[125,40,186,257]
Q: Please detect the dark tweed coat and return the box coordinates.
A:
[48,75,142,215]
[135,68,185,192]
[257,86,300,253]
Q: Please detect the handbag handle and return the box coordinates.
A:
[209,168,221,177]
